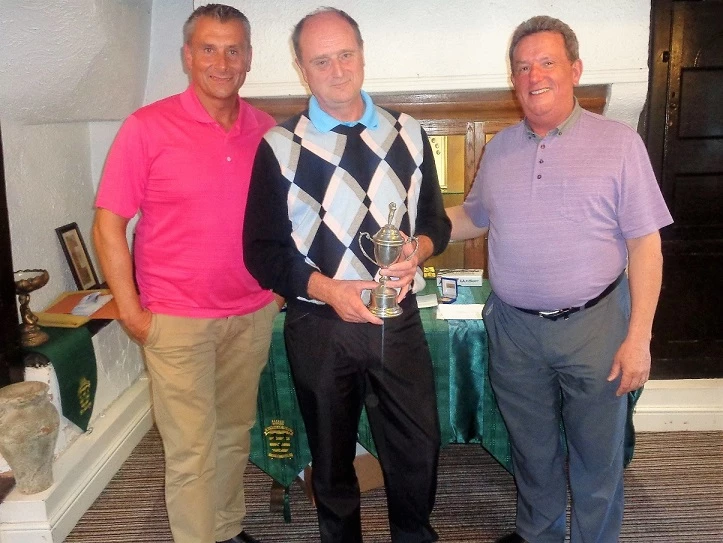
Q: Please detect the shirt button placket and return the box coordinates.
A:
[535,141,546,181]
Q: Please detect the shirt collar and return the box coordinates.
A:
[524,97,581,139]
[179,84,250,133]
[308,90,379,132]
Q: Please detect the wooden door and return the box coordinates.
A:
[646,0,723,378]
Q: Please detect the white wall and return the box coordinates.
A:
[143,0,193,107]
[227,0,651,128]
[3,121,97,306]
[0,1,152,124]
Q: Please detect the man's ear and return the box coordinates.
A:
[572,58,583,86]
[182,44,192,72]
[295,57,309,85]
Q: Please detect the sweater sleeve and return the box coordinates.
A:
[243,139,317,299]
[414,128,452,256]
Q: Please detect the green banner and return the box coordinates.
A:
[249,317,312,491]
[25,326,97,431]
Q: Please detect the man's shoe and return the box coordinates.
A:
[217,530,261,543]
[494,533,528,543]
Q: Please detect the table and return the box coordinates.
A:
[249,281,640,515]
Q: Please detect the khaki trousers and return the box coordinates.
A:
[143,302,277,543]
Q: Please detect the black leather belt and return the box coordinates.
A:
[514,272,625,321]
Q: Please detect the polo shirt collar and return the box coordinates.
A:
[524,97,581,139]
[179,85,252,133]
[308,90,379,133]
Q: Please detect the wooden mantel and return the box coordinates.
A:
[246,84,609,125]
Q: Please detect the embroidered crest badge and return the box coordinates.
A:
[77,376,93,415]
[264,419,294,459]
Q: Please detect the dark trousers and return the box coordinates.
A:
[284,298,440,543]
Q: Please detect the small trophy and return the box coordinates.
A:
[358,203,418,318]
[14,269,50,347]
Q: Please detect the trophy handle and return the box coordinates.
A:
[358,232,379,266]
[403,236,419,261]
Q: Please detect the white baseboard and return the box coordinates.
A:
[633,379,723,432]
[0,376,152,543]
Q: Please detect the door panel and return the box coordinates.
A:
[647,0,723,378]
[678,68,723,138]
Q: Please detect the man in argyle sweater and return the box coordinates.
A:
[243,8,450,543]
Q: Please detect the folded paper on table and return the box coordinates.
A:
[37,289,119,328]
[436,303,484,320]
[416,293,438,308]
[71,291,114,316]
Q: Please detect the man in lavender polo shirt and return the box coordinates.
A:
[93,5,278,543]
[447,16,672,543]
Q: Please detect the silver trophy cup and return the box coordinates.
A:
[358,203,418,318]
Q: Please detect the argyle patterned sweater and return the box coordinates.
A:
[244,105,451,312]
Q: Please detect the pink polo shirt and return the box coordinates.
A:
[96,85,276,318]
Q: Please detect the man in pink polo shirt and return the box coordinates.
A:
[93,5,277,543]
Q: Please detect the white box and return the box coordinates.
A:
[436,269,484,287]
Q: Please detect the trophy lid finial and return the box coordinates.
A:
[373,202,404,246]
[387,202,397,226]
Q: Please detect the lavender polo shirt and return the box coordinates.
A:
[463,105,673,310]
[96,85,276,318]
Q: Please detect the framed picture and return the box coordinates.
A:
[55,222,100,290]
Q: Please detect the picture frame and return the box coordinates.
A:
[55,222,100,290]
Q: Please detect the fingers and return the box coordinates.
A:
[610,340,651,396]
[616,370,649,396]
[607,359,621,382]
[615,378,632,397]
[613,363,649,396]
[328,280,383,324]
[121,308,153,345]
[395,283,411,303]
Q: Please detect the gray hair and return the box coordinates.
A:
[183,4,251,47]
[292,7,363,61]
[509,15,579,67]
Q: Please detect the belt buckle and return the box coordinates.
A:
[539,308,572,321]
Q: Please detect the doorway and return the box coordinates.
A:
[645,0,723,378]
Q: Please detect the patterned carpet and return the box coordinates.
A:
[66,428,723,542]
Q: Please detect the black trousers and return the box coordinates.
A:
[284,298,440,543]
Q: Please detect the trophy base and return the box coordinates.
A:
[20,324,49,348]
[369,304,403,318]
[368,288,402,319]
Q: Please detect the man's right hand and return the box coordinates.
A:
[307,272,382,324]
[120,308,154,344]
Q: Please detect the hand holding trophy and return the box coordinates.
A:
[358,203,418,318]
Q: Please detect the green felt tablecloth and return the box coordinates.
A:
[249,281,640,492]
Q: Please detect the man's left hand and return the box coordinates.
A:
[608,337,651,396]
